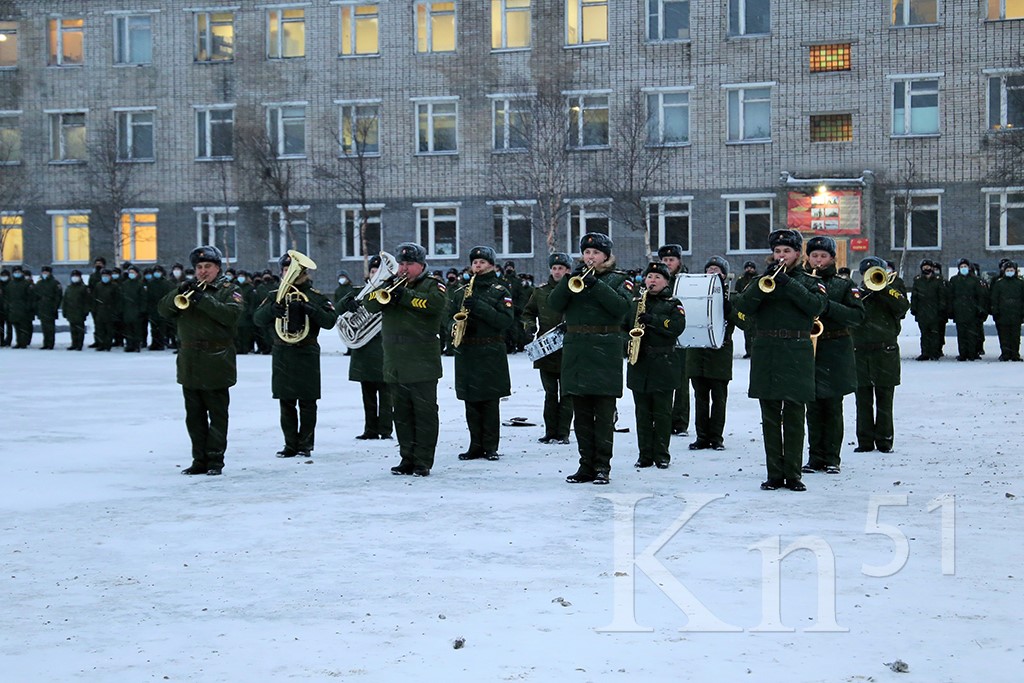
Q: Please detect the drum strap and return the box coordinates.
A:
[566,325,621,334]
[754,329,810,339]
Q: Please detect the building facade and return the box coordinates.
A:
[0,0,1022,280]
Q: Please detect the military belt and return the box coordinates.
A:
[180,339,233,351]
[383,333,436,345]
[755,329,810,339]
[566,325,621,334]
[458,336,503,346]
[821,328,851,340]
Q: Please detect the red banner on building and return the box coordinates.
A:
[786,189,862,236]
[849,238,869,251]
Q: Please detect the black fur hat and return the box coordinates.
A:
[396,242,427,265]
[548,252,572,268]
[469,245,496,265]
[643,261,672,280]
[580,232,612,258]
[189,245,223,267]
[806,235,836,258]
[768,229,802,251]
[657,244,684,260]
[859,256,887,274]
[704,256,729,275]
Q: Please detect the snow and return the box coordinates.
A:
[1,326,1021,682]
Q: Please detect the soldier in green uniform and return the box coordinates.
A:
[233,271,257,355]
[254,253,338,458]
[658,244,691,437]
[362,243,447,477]
[947,257,988,361]
[61,269,90,350]
[91,269,120,351]
[110,267,125,347]
[6,266,35,348]
[910,259,948,360]
[627,262,686,469]
[158,246,243,475]
[734,261,758,358]
[523,252,574,445]
[549,233,631,485]
[34,266,63,350]
[333,270,355,309]
[800,237,865,475]
[733,230,828,492]
[851,256,910,453]
[343,255,393,439]
[687,257,737,451]
[449,246,514,461]
[146,265,174,351]
[989,260,1023,361]
[254,272,277,354]
[120,265,147,352]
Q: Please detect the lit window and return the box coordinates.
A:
[339,2,379,56]
[196,208,238,262]
[647,90,690,145]
[0,21,18,67]
[988,0,1024,20]
[988,73,1024,130]
[49,111,87,162]
[647,200,691,253]
[892,78,939,136]
[492,96,531,151]
[268,208,310,260]
[492,0,531,50]
[567,93,609,149]
[647,0,689,41]
[567,201,609,254]
[726,86,771,142]
[194,11,234,62]
[809,44,851,73]
[267,104,306,158]
[566,0,608,46]
[492,203,533,256]
[52,213,90,263]
[727,196,773,252]
[416,2,456,54]
[1,214,24,263]
[120,211,158,262]
[268,8,305,59]
[338,101,380,156]
[892,193,940,249]
[114,14,152,65]
[987,191,1024,249]
[48,17,84,66]
[340,205,384,259]
[195,106,234,160]
[116,109,155,161]
[0,112,21,164]
[892,0,937,26]
[728,0,770,36]
[810,114,853,142]
[416,99,458,154]
[417,205,459,257]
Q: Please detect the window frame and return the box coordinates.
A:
[415,203,461,259]
[646,196,694,255]
[890,190,942,251]
[47,109,88,164]
[112,13,154,66]
[490,94,532,152]
[891,0,938,27]
[267,205,311,262]
[565,0,609,47]
[724,193,774,254]
[489,200,535,257]
[413,97,459,155]
[645,87,692,147]
[565,90,611,150]
[727,0,770,37]
[114,107,156,162]
[889,74,941,137]
[988,0,1024,21]
[0,20,19,69]
[1,212,25,264]
[985,188,1024,250]
[48,210,91,265]
[0,110,22,165]
[491,0,532,51]
[194,206,239,263]
[336,99,381,157]
[338,203,385,260]
[986,69,1024,131]
[119,209,159,263]
[646,0,690,43]
[194,104,235,160]
[266,6,306,60]
[566,199,611,255]
[724,83,773,144]
[193,10,235,63]
[337,1,380,57]
[48,16,85,67]
[266,102,307,159]
[415,1,457,54]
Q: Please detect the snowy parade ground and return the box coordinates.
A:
[2,327,1021,682]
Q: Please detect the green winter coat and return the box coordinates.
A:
[910,274,948,325]
[852,281,910,388]
[120,277,146,321]
[686,288,736,382]
[547,259,631,397]
[146,276,175,319]
[158,276,243,390]
[334,281,355,309]
[626,288,687,393]
[33,276,62,320]
[947,274,988,323]
[5,277,35,322]
[236,281,257,329]
[61,281,91,323]
[990,276,1024,326]
[90,280,121,323]
[523,277,566,374]
[811,264,865,399]
[733,265,828,402]
[253,280,339,401]
[734,272,758,295]
[450,269,514,401]
[362,272,447,383]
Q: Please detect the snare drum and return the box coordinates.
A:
[673,274,726,349]
[525,324,566,362]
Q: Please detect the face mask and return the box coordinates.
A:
[101,275,111,284]
[462,273,470,281]
[153,272,162,279]
[144,274,153,281]
[959,266,970,276]
[13,272,23,279]
[128,272,138,280]
[338,277,349,285]
[0,276,8,282]
[112,273,120,280]
[71,276,81,284]
[41,273,50,279]
[186,274,195,281]
[1006,269,1017,278]
[237,276,247,284]
[172,269,182,278]
[922,269,932,276]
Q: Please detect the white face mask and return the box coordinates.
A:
[959,266,970,276]
[71,276,82,284]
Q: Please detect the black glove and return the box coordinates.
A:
[273,301,287,318]
[288,299,308,319]
[178,281,193,294]
[582,271,598,288]
[344,298,361,313]
[388,287,406,305]
[189,284,206,303]
[772,271,790,288]
[462,296,479,312]
[572,264,588,276]
[637,313,655,326]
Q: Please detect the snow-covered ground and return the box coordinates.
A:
[1,326,1021,682]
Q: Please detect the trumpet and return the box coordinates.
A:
[275,249,318,344]
[451,274,476,349]
[863,266,896,291]
[369,275,408,305]
[627,287,648,365]
[568,266,595,293]
[173,282,206,310]
[758,261,786,293]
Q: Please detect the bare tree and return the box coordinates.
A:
[195,160,241,264]
[988,127,1024,188]
[889,156,919,279]
[0,129,38,265]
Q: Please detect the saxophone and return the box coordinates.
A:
[450,274,476,349]
[626,287,648,365]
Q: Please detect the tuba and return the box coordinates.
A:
[274,249,317,344]
[451,273,476,349]
[337,251,398,349]
[627,287,648,365]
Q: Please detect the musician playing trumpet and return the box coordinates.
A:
[254,252,338,459]
[449,246,514,462]
[627,262,686,470]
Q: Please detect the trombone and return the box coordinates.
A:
[758,261,786,293]
[173,282,207,309]
[369,275,408,305]
[568,266,595,293]
[863,266,896,291]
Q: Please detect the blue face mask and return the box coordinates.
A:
[128,272,138,280]
[101,275,111,284]
[153,271,162,279]
[1006,269,1017,278]
[13,272,23,279]
[112,273,120,280]
[237,276,247,284]
[959,266,970,276]
[462,273,470,281]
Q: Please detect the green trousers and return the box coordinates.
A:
[759,399,805,484]
[996,323,1022,360]
[94,319,114,350]
[691,377,729,446]
[280,398,317,452]
[572,394,617,476]
[464,398,501,454]
[539,370,574,440]
[183,387,230,470]
[12,318,32,347]
[390,381,439,471]
[39,316,56,348]
[670,349,689,432]
[855,385,895,450]
[361,381,393,438]
[918,319,945,358]
[68,319,86,349]
[955,320,979,359]
[806,396,845,468]
[633,389,673,466]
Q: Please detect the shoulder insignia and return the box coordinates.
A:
[851,288,861,299]
[737,311,747,321]
[663,319,670,329]
[437,282,447,293]
[817,282,827,294]
[231,291,243,303]
[310,287,322,295]
[325,301,335,310]
[624,280,635,291]
[411,297,428,309]
[676,304,686,316]
[888,289,904,300]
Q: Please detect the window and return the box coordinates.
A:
[116,109,155,161]
[48,17,84,66]
[416,2,456,54]
[416,204,459,257]
[988,73,1024,130]
[567,92,609,149]
[0,21,18,67]
[1,214,23,263]
[567,201,610,254]
[114,14,152,65]
[810,114,853,142]
[338,101,380,156]
[0,112,20,164]
[340,205,384,259]
[728,0,770,36]
[988,0,1024,20]
[267,7,305,59]
[891,192,940,250]
[646,89,690,146]
[267,104,306,158]
[416,99,458,154]
[492,96,530,151]
[268,207,310,260]
[809,44,850,73]
[566,0,608,46]
[51,213,90,264]
[647,0,689,41]
[196,207,238,262]
[726,86,771,142]
[195,105,234,159]
[49,111,87,163]
[987,190,1024,249]
[647,199,691,253]
[492,203,533,256]
[726,196,773,252]
[194,11,234,62]
[892,77,939,136]
[339,2,379,56]
[492,0,531,50]
[892,0,937,26]
[120,211,158,262]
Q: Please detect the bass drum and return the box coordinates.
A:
[673,274,726,349]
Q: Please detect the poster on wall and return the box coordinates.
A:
[786,189,862,235]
